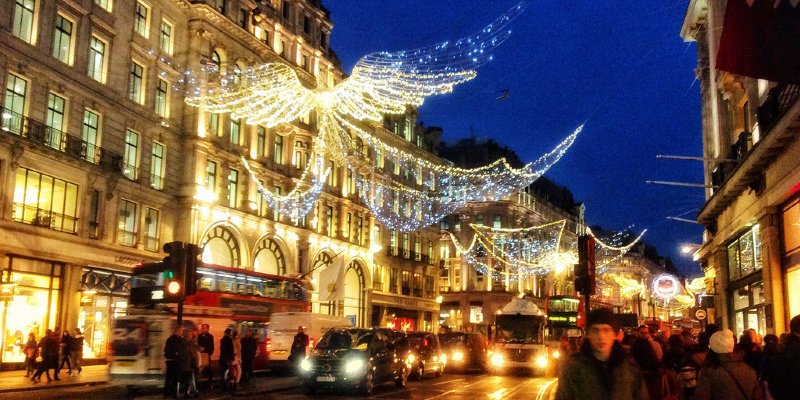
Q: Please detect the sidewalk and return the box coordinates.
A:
[0,364,303,396]
[0,365,108,393]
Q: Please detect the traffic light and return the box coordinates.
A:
[162,241,186,302]
[184,243,203,296]
[574,235,596,295]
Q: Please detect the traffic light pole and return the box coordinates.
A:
[177,300,184,325]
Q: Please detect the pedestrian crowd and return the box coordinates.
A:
[555,309,800,400]
[25,327,83,383]
[163,324,259,399]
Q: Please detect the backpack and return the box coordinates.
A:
[677,364,698,389]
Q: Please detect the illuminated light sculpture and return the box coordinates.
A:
[606,274,645,299]
[652,274,681,301]
[186,2,583,228]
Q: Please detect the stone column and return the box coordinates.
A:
[759,209,786,334]
[711,249,729,329]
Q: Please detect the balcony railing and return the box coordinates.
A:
[117,229,137,247]
[13,203,78,234]
[1,108,123,173]
[150,174,164,190]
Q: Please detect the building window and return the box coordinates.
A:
[159,20,173,55]
[45,93,66,149]
[88,189,100,239]
[428,240,434,263]
[355,216,363,246]
[117,199,137,246]
[233,65,242,85]
[731,281,766,338]
[389,268,398,293]
[128,61,145,104]
[217,0,226,14]
[256,26,269,44]
[13,167,79,233]
[414,237,420,260]
[372,265,383,291]
[476,215,484,226]
[373,225,380,245]
[274,134,283,164]
[155,78,169,118]
[82,110,100,162]
[440,218,449,230]
[326,160,336,186]
[123,130,139,180]
[52,14,74,64]
[150,142,164,190]
[95,0,112,12]
[346,170,354,194]
[282,0,290,19]
[13,0,37,44]
[727,224,762,281]
[88,36,106,82]
[228,169,238,208]
[207,112,220,136]
[133,1,150,38]
[272,186,281,221]
[3,73,27,134]
[256,126,266,158]
[392,120,399,135]
[413,272,422,297]
[253,239,286,275]
[205,160,216,192]
[493,214,502,229]
[402,233,409,258]
[320,31,327,48]
[325,206,333,237]
[301,54,308,70]
[238,8,247,28]
[230,118,240,145]
[391,230,397,255]
[143,207,159,251]
[401,270,411,295]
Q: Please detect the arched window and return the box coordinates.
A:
[211,50,222,68]
[344,260,365,327]
[311,251,335,314]
[200,225,241,268]
[253,238,285,275]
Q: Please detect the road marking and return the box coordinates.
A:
[463,376,496,388]
[535,378,559,400]
[432,378,466,386]
[422,389,456,400]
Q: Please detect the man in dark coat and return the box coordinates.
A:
[197,324,214,389]
[31,329,56,383]
[240,329,258,384]
[289,326,309,368]
[768,315,800,400]
[164,325,185,398]
[56,330,73,375]
[218,329,234,392]
[555,308,649,400]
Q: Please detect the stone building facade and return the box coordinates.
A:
[682,0,800,337]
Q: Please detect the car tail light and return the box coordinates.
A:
[423,339,428,346]
[308,338,315,349]
[266,338,272,353]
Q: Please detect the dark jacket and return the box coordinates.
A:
[767,334,800,400]
[72,334,84,354]
[177,338,194,372]
[219,335,234,365]
[39,335,58,366]
[164,334,182,362]
[693,352,762,400]
[291,332,309,355]
[198,332,214,355]
[241,335,257,361]
[60,333,73,356]
[554,341,649,400]
[25,338,38,360]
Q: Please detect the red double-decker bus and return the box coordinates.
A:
[109,264,308,386]
[544,295,615,341]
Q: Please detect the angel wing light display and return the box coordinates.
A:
[187,1,583,231]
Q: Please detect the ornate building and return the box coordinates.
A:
[682,0,800,337]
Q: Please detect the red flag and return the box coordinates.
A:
[716,0,800,84]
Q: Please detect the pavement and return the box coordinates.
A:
[0,365,304,397]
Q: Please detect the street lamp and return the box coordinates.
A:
[681,244,701,254]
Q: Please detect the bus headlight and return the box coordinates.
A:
[536,356,548,368]
[300,359,312,372]
[408,354,416,364]
[491,353,504,367]
[345,359,365,374]
[452,351,464,361]
[552,350,560,359]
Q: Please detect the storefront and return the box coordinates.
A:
[78,268,130,359]
[783,197,800,321]
[1,256,62,364]
[726,224,765,338]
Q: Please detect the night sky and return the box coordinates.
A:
[323,0,704,277]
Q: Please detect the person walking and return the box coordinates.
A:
[71,328,84,374]
[766,315,800,400]
[179,330,200,398]
[554,308,649,400]
[638,324,664,362]
[229,331,242,391]
[23,332,37,377]
[197,324,214,389]
[240,329,257,385]
[693,329,762,400]
[289,326,309,371]
[218,328,234,393]
[164,325,185,398]
[31,329,57,383]
[56,330,73,376]
[630,337,680,400]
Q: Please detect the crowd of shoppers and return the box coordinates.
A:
[556,310,800,400]
[162,325,260,398]
[25,327,84,383]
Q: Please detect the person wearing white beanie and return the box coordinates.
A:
[693,329,762,400]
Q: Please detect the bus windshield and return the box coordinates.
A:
[496,315,545,344]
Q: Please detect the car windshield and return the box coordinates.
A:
[316,331,353,350]
[496,315,545,344]
[439,333,466,345]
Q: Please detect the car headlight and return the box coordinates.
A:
[452,351,464,361]
[300,359,312,372]
[345,359,365,374]
[552,350,560,359]
[441,354,447,363]
[536,356,548,368]
[408,354,416,364]
[491,353,504,367]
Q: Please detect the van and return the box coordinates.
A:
[267,312,352,365]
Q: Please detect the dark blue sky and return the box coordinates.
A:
[324,0,704,277]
